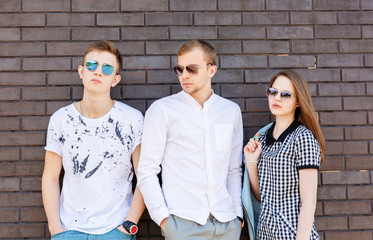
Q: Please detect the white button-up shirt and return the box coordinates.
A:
[137,91,243,226]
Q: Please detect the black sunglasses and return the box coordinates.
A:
[173,63,213,76]
[266,87,296,100]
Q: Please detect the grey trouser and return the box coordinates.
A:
[164,214,241,240]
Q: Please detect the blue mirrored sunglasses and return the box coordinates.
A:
[85,60,115,76]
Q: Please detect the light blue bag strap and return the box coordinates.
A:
[242,122,273,239]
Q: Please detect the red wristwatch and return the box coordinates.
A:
[122,220,138,235]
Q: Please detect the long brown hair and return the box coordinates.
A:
[269,70,325,163]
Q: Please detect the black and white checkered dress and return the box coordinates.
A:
[256,121,320,240]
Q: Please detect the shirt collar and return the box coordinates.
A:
[266,120,300,145]
[180,89,215,110]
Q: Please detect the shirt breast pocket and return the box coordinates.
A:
[214,124,235,152]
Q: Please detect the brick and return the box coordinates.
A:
[0,28,20,41]
[324,201,371,215]
[114,42,145,56]
[0,162,43,177]
[47,101,73,115]
[317,186,346,200]
[218,0,264,10]
[320,127,344,140]
[292,40,338,53]
[325,231,373,240]
[221,84,267,98]
[342,69,373,82]
[72,0,119,12]
[122,0,168,11]
[220,56,267,69]
[319,83,365,97]
[213,70,244,83]
[0,43,44,56]
[362,0,373,9]
[219,26,265,40]
[325,141,368,155]
[21,147,45,161]
[0,117,20,131]
[170,0,216,11]
[242,113,271,127]
[0,14,45,27]
[0,224,44,238]
[195,12,241,25]
[170,27,217,40]
[320,112,366,125]
[47,13,95,26]
[367,55,373,67]
[22,208,47,222]
[0,58,20,71]
[47,42,90,56]
[344,97,373,110]
[340,40,373,53]
[122,27,168,40]
[346,127,373,140]
[269,55,314,68]
[122,100,146,113]
[290,12,337,25]
[0,73,45,86]
[246,98,269,112]
[23,28,69,41]
[0,148,19,161]
[267,0,311,10]
[322,171,370,185]
[363,26,373,38]
[211,41,244,54]
[0,192,42,206]
[297,69,340,82]
[350,216,373,230]
[147,70,176,84]
[0,102,45,116]
[243,40,289,54]
[0,132,45,146]
[243,12,289,25]
[346,156,373,170]
[146,41,182,55]
[314,0,359,10]
[146,13,192,26]
[123,56,169,70]
[348,186,373,199]
[318,54,363,67]
[0,177,19,192]
[313,98,342,111]
[123,85,170,99]
[268,26,313,39]
[23,0,70,12]
[48,72,81,85]
[23,57,70,71]
[22,177,42,191]
[0,0,20,12]
[338,12,373,24]
[97,13,143,26]
[315,216,347,230]
[370,112,373,124]
[315,202,323,216]
[0,87,20,100]
[23,87,70,100]
[0,209,18,222]
[121,71,146,84]
[245,70,279,83]
[320,156,344,171]
[72,27,119,40]
[315,26,360,39]
[22,116,49,131]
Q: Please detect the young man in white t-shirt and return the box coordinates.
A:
[42,41,145,239]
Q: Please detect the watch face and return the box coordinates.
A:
[129,225,138,235]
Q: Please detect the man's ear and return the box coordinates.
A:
[209,65,217,78]
[112,74,121,87]
[78,65,84,80]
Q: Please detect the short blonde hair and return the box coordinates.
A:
[83,41,122,73]
[178,39,217,65]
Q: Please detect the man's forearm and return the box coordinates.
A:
[125,186,146,224]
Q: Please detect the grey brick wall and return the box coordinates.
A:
[0,0,372,239]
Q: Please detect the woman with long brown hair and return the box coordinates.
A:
[244,70,325,239]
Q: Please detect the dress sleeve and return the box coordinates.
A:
[295,129,321,170]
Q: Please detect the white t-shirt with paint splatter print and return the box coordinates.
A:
[45,101,143,234]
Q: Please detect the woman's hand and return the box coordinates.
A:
[244,135,262,163]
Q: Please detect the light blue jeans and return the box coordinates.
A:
[51,228,135,240]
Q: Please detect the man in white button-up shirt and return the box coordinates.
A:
[137,40,243,239]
